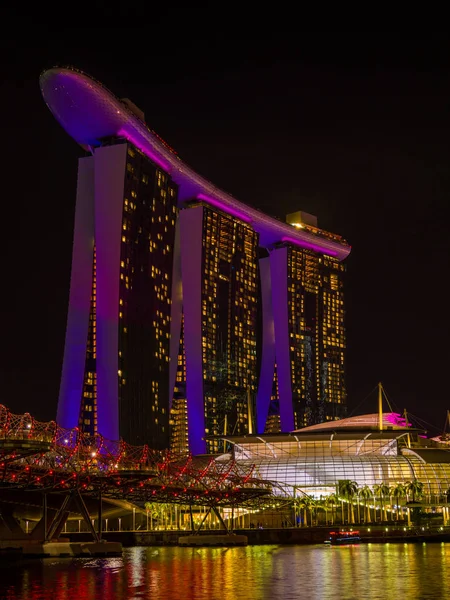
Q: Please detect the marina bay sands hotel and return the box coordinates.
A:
[40,67,351,455]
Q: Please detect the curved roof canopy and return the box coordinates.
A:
[293,412,411,433]
[40,67,350,259]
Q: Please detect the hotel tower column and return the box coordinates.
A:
[57,156,95,430]
[94,144,128,441]
[179,206,207,455]
[255,256,275,433]
[169,217,182,417]
[269,246,295,432]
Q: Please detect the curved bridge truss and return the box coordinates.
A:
[0,405,282,509]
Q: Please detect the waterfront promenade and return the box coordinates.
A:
[64,523,450,547]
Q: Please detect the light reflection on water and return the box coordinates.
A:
[1,543,450,600]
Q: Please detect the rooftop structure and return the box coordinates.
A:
[220,413,450,507]
[40,67,351,258]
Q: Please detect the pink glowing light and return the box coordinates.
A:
[40,68,351,260]
[281,236,339,257]
[197,193,252,223]
[117,127,171,172]
[385,413,410,427]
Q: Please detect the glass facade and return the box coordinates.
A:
[202,207,259,452]
[170,316,188,454]
[78,142,178,449]
[232,433,450,501]
[173,205,259,454]
[319,255,346,420]
[287,247,346,428]
[79,247,97,435]
[264,364,281,434]
[118,145,177,448]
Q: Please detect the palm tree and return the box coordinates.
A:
[373,483,390,522]
[296,496,316,527]
[309,497,317,526]
[338,480,358,524]
[406,479,424,502]
[392,483,407,521]
[145,502,174,530]
[292,493,301,526]
[317,496,328,526]
[144,501,160,530]
[380,483,390,521]
[326,493,339,525]
[359,485,373,523]
[405,480,424,527]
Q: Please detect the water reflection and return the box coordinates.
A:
[1,543,450,600]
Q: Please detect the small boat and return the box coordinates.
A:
[324,530,361,545]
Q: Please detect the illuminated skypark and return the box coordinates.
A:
[40,67,351,454]
[40,68,350,258]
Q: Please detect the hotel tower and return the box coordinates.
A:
[40,67,351,455]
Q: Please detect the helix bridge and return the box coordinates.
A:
[0,404,275,510]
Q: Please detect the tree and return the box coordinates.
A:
[359,485,373,523]
[317,496,328,526]
[325,493,339,525]
[294,495,315,527]
[144,501,160,530]
[404,480,424,527]
[338,480,358,524]
[144,502,172,530]
[391,483,407,521]
[406,479,424,502]
[297,496,309,527]
[308,497,318,526]
[292,493,303,526]
[373,483,390,522]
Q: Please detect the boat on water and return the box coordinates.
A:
[324,530,362,545]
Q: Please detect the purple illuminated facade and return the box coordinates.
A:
[256,242,347,432]
[56,141,177,448]
[168,203,259,454]
[40,67,351,454]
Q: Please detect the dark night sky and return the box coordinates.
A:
[1,28,450,436]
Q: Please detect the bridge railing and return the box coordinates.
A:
[0,404,157,468]
[0,406,58,444]
[0,405,277,500]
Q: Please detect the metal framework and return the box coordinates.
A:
[0,405,278,509]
